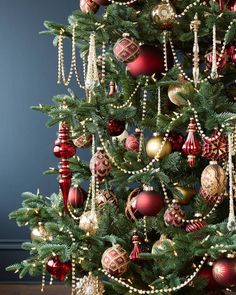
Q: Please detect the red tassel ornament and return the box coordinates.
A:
[182,118,202,167]
[129,231,142,262]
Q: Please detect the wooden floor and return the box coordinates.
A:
[0,285,69,295]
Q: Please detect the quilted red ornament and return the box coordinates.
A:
[90,148,111,181]
[125,129,141,152]
[185,218,207,233]
[182,118,202,167]
[198,265,221,290]
[202,133,228,161]
[107,119,126,136]
[68,186,87,209]
[168,132,184,151]
[205,46,228,70]
[46,256,72,281]
[200,187,225,205]
[96,190,118,207]
[113,33,140,63]
[164,203,185,227]
[129,231,142,262]
[125,188,144,221]
[213,258,236,287]
[101,245,130,276]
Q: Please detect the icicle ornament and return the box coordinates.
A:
[85,33,100,91]
[211,24,219,79]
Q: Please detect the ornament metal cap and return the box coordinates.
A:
[153,132,160,136]
[143,184,154,191]
[97,147,104,151]
[209,160,218,165]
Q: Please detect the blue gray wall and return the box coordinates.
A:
[0,0,80,282]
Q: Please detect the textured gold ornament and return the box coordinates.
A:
[174,186,196,205]
[152,2,175,27]
[76,272,105,295]
[151,235,174,255]
[31,225,52,241]
[201,161,226,196]
[79,211,99,236]
[146,133,172,159]
[168,80,193,106]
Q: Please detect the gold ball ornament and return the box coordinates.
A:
[146,133,172,159]
[174,186,196,205]
[201,161,226,196]
[31,224,52,241]
[152,2,175,28]
[168,81,193,106]
[151,235,174,256]
[76,272,105,295]
[79,211,99,236]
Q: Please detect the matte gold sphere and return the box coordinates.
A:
[146,134,172,159]
[168,81,193,106]
[152,3,175,27]
[174,186,196,205]
[79,211,99,236]
[31,225,52,241]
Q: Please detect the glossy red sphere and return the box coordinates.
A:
[46,256,72,281]
[198,266,221,290]
[107,119,125,136]
[213,258,236,287]
[136,190,164,216]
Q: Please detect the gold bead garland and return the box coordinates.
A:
[41,261,46,292]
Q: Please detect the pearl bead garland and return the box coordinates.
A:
[41,263,46,292]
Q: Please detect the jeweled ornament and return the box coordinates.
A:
[152,1,175,28]
[90,147,111,182]
[164,202,185,227]
[127,45,165,78]
[80,0,99,14]
[113,33,140,63]
[174,185,196,205]
[68,186,87,209]
[168,80,193,106]
[107,118,126,136]
[76,272,105,295]
[101,244,130,276]
[46,256,72,281]
[31,224,52,241]
[146,133,172,159]
[200,187,225,205]
[201,161,226,196]
[96,190,118,207]
[125,188,144,221]
[168,132,184,151]
[198,265,221,290]
[212,258,236,287]
[136,186,164,216]
[202,134,228,161]
[151,235,174,255]
[125,129,141,152]
[182,118,202,167]
[73,134,92,148]
[79,211,99,236]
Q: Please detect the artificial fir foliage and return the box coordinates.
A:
[7,0,236,294]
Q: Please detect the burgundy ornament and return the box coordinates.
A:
[212,258,236,287]
[96,190,118,207]
[226,43,236,63]
[127,45,165,78]
[80,0,99,13]
[125,129,141,152]
[182,118,202,167]
[202,133,228,161]
[90,148,111,181]
[200,187,225,205]
[136,187,164,216]
[168,132,184,151]
[94,0,110,5]
[185,219,207,233]
[198,265,221,290]
[108,81,117,97]
[53,122,76,212]
[46,256,72,281]
[205,46,228,70]
[68,186,87,209]
[107,118,125,136]
[129,231,142,262]
[228,0,236,11]
[164,203,185,227]
[125,188,144,221]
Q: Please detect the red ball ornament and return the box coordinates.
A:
[113,33,140,63]
[228,0,236,11]
[46,256,72,281]
[202,133,228,161]
[198,265,221,290]
[164,203,185,227]
[185,218,207,233]
[68,186,87,209]
[80,0,99,13]
[107,119,125,136]
[94,0,110,5]
[101,245,130,276]
[212,258,236,287]
[136,186,164,216]
[90,148,111,182]
[168,132,184,152]
[125,129,141,152]
[205,46,228,70]
[200,187,225,205]
[125,188,144,221]
[226,43,236,63]
[127,45,165,78]
[96,190,118,207]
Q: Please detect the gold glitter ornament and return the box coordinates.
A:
[152,1,175,28]
[76,272,105,295]
[79,211,99,236]
[31,224,52,241]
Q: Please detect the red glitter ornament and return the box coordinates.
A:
[90,148,111,182]
[113,34,140,63]
[125,188,144,221]
[200,187,225,205]
[185,218,207,233]
[182,118,202,167]
[202,133,228,161]
[198,265,221,290]
[127,45,165,78]
[130,231,142,262]
[125,129,141,152]
[46,256,72,281]
[168,132,184,151]
[107,118,126,136]
[212,258,236,287]
[205,46,228,70]
[164,203,185,227]
[68,186,87,209]
[136,186,164,216]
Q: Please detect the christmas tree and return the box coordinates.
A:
[7,0,236,294]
